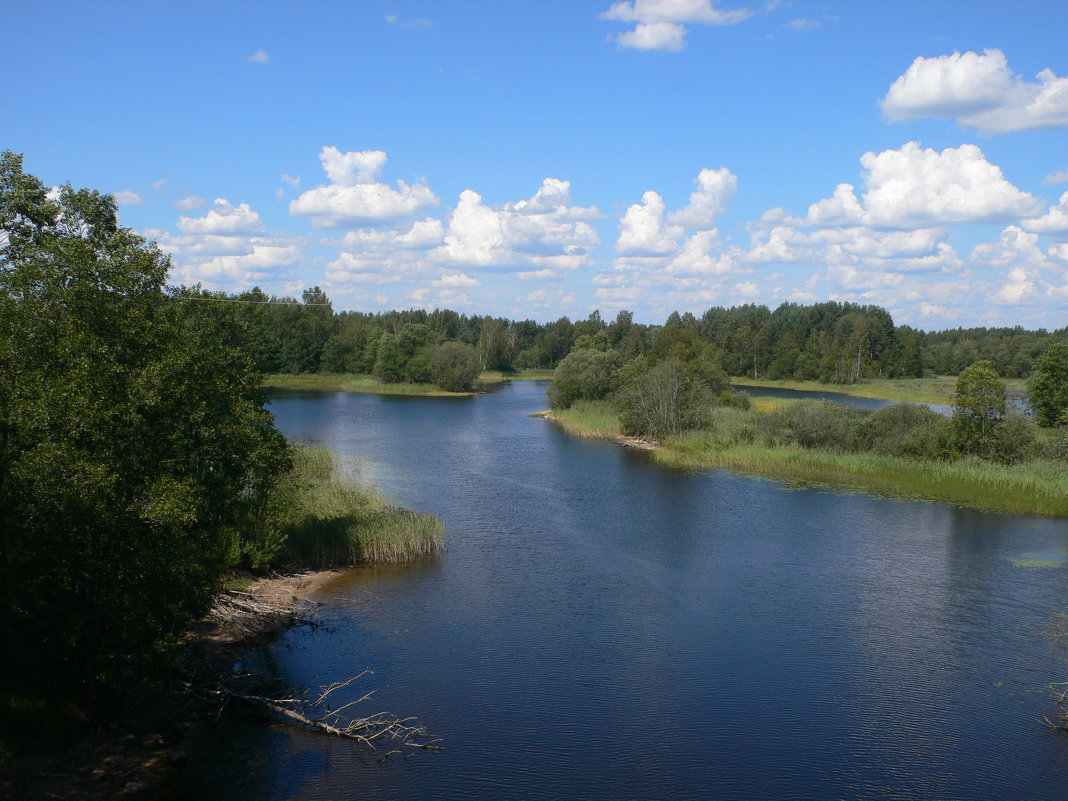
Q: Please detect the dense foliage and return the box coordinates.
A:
[1028,342,1068,427]
[0,153,290,694]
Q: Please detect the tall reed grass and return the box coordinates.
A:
[264,373,471,396]
[273,447,445,567]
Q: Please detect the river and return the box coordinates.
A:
[168,381,1068,800]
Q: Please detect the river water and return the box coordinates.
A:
[171,381,1068,800]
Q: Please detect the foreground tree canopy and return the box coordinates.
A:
[0,152,290,691]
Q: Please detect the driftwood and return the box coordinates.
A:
[188,670,442,758]
[192,578,441,757]
[1041,682,1068,731]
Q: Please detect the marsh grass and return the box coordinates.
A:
[275,448,444,567]
[543,400,1068,518]
[480,368,555,382]
[730,375,1027,405]
[264,373,471,396]
[549,400,621,438]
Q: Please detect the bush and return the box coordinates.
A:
[766,400,868,451]
[985,411,1038,464]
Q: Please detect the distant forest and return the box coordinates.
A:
[193,286,1067,383]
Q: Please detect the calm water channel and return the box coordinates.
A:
[171,381,1068,800]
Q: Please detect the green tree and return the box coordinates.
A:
[952,360,1006,457]
[1027,341,1068,427]
[547,348,622,409]
[617,358,712,437]
[0,152,290,694]
[430,341,482,392]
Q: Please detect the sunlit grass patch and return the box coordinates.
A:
[275,447,445,567]
[264,373,470,396]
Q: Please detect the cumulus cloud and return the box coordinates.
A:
[806,142,1041,229]
[667,167,737,228]
[1043,170,1068,186]
[290,146,438,228]
[113,189,144,206]
[881,49,1068,135]
[432,181,600,270]
[616,191,683,255]
[602,0,751,51]
[178,198,265,235]
[1021,191,1068,234]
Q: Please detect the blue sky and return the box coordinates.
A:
[6,1,1068,329]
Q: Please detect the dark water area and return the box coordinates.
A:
[171,381,1068,800]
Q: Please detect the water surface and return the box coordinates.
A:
[172,381,1068,800]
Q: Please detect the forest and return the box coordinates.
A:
[202,285,1067,386]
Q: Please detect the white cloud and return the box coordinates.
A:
[172,195,207,211]
[178,198,264,235]
[433,273,480,287]
[152,177,172,193]
[881,49,1068,135]
[784,18,819,31]
[616,190,683,255]
[114,189,144,206]
[1021,191,1068,234]
[290,146,438,228]
[602,0,751,51]
[667,167,737,228]
[248,50,269,63]
[431,181,600,270]
[613,22,687,51]
[1042,170,1068,186]
[336,218,445,253]
[280,173,301,189]
[806,142,1041,229]
[990,267,1039,304]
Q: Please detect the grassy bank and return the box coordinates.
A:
[730,375,1027,405]
[550,401,1068,518]
[265,369,554,395]
[264,373,470,396]
[274,447,445,567]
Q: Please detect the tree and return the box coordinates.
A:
[547,348,622,410]
[617,358,712,437]
[0,152,290,694]
[1028,342,1068,427]
[952,360,1006,457]
[430,341,482,392]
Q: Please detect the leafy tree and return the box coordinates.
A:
[0,152,290,693]
[430,341,482,392]
[617,358,712,437]
[952,360,1006,457]
[1028,342,1068,426]
[547,348,622,409]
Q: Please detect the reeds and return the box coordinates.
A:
[273,447,445,567]
[264,373,472,396]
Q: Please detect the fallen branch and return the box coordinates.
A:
[189,671,443,754]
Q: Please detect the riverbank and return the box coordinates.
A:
[544,401,1068,518]
[729,375,1027,405]
[0,570,339,801]
[264,369,553,396]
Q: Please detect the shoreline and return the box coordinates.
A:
[264,369,554,397]
[542,404,1068,519]
[729,375,1027,405]
[1,569,341,801]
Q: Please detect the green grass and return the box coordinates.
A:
[730,375,1027,405]
[546,400,622,439]
[480,368,555,382]
[274,447,445,567]
[541,400,1068,518]
[264,373,472,396]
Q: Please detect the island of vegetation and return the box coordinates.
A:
[541,327,1068,518]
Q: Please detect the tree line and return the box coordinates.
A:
[209,288,1066,385]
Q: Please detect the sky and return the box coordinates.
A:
[5,0,1068,330]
